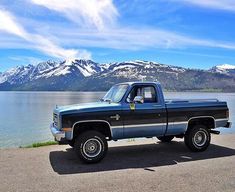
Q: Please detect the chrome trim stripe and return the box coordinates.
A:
[168,121,188,125]
[124,123,166,128]
[112,121,188,129]
[188,116,215,122]
[111,125,123,129]
[215,118,229,122]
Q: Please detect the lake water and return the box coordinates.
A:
[0,91,234,148]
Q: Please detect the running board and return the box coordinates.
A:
[210,130,220,135]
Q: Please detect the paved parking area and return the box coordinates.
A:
[0,134,235,192]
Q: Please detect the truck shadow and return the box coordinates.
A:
[49,141,235,175]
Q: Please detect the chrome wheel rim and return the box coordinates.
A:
[83,138,102,158]
[193,130,207,147]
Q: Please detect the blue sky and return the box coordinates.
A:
[0,0,235,71]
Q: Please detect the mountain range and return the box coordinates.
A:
[0,59,235,92]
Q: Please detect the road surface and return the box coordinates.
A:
[0,134,235,192]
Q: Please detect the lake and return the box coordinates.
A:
[0,91,234,148]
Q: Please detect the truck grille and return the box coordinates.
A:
[53,113,59,127]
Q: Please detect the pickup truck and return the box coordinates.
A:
[50,82,231,163]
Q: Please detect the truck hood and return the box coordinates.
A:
[54,102,122,114]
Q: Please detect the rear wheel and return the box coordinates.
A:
[74,130,108,163]
[184,125,211,152]
[157,136,174,142]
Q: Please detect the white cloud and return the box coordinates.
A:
[1,1,235,63]
[172,0,235,11]
[31,34,91,59]
[30,0,118,30]
[50,27,235,51]
[0,9,91,60]
[0,9,28,38]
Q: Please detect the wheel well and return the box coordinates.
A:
[72,121,112,140]
[187,117,215,131]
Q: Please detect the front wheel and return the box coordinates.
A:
[74,131,108,163]
[184,125,211,152]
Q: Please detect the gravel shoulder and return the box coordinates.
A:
[0,134,235,192]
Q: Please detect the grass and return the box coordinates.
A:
[127,138,135,142]
[20,141,58,148]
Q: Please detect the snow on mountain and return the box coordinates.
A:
[72,59,103,77]
[0,59,189,85]
[32,60,58,74]
[217,64,235,69]
[1,59,235,92]
[0,59,104,85]
[0,64,34,84]
[97,60,186,80]
[210,64,235,75]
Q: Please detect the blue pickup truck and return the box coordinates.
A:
[50,82,231,163]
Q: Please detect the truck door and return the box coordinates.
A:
[122,85,167,138]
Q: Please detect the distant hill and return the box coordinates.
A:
[0,59,235,92]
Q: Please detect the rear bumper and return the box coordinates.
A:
[50,123,65,141]
[224,122,232,128]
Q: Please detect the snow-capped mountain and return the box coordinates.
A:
[100,60,185,80]
[210,64,235,75]
[0,59,102,85]
[0,64,34,84]
[0,59,235,92]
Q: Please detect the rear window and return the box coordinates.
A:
[126,85,157,103]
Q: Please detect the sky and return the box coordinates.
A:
[0,0,235,71]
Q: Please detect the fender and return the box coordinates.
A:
[70,120,113,140]
[186,116,216,132]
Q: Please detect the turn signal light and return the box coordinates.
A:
[226,110,229,119]
[61,128,72,132]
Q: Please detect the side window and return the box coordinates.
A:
[143,86,157,103]
[126,86,157,103]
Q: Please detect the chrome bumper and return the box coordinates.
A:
[50,123,65,141]
[225,122,232,128]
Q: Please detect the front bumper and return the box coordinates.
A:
[50,123,65,141]
[224,122,232,128]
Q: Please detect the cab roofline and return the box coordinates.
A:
[117,81,161,86]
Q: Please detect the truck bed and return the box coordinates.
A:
[165,98,219,104]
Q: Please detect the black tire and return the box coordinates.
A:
[74,130,108,163]
[157,136,174,142]
[184,125,211,152]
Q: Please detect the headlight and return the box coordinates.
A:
[53,113,59,127]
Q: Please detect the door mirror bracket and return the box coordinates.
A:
[133,96,144,104]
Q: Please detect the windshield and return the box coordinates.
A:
[102,84,129,103]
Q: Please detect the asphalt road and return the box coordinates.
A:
[0,134,235,192]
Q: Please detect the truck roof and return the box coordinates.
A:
[117,81,161,86]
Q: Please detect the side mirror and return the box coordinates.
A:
[133,96,144,104]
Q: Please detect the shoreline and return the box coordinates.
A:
[0,90,235,93]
